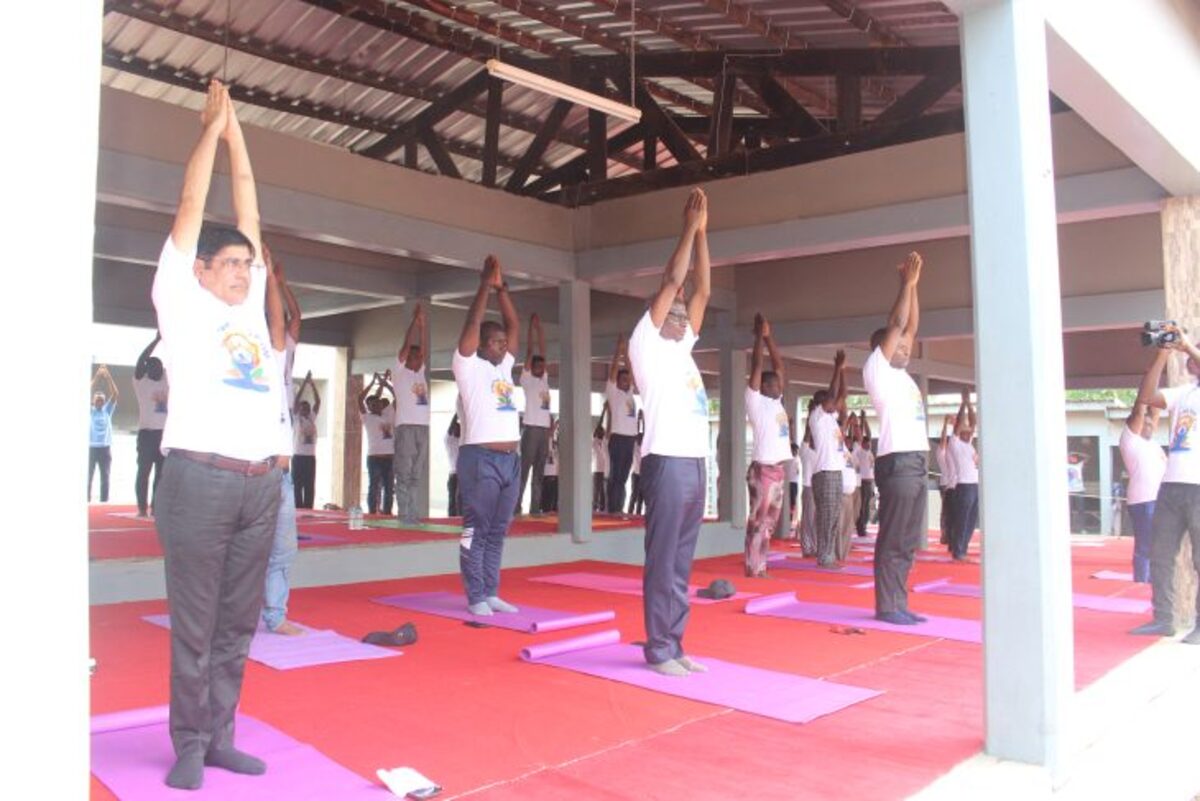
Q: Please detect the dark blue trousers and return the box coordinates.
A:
[458,445,520,604]
[1128,500,1155,583]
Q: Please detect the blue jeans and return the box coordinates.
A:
[1128,500,1155,583]
[458,445,520,605]
[262,470,298,630]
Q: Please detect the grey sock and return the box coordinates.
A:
[468,601,494,616]
[165,752,204,790]
[205,747,266,776]
[649,659,689,677]
[486,596,519,613]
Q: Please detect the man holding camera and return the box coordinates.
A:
[1129,322,1200,644]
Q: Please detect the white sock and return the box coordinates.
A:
[468,601,493,616]
[486,596,518,613]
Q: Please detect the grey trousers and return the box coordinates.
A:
[874,452,928,615]
[155,452,281,758]
[812,470,842,565]
[517,425,550,514]
[800,486,817,556]
[1149,482,1200,625]
[640,454,706,665]
[393,424,429,522]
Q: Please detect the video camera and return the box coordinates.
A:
[1141,320,1181,348]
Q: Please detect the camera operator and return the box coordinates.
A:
[1128,322,1200,644]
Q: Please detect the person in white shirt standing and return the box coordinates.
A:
[89,365,119,503]
[393,305,431,525]
[151,80,284,789]
[628,431,645,516]
[360,372,397,515]
[291,371,320,509]
[808,351,849,568]
[840,414,862,561]
[517,313,552,515]
[452,256,522,616]
[605,335,641,513]
[1129,329,1200,642]
[743,313,791,577]
[936,414,958,548]
[854,412,876,536]
[799,428,818,556]
[784,443,800,538]
[946,389,980,561]
[541,416,559,513]
[133,333,169,516]
[862,251,929,626]
[627,188,712,678]
[1119,397,1166,583]
[445,414,462,516]
[591,424,609,511]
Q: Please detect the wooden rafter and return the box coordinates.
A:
[817,0,911,48]
[482,78,503,188]
[740,74,827,138]
[520,122,646,197]
[578,48,961,79]
[359,69,490,159]
[418,125,462,178]
[871,70,961,128]
[707,73,737,158]
[617,78,701,165]
[506,99,574,191]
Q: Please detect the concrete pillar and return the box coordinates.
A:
[959,0,1074,774]
[1098,426,1113,536]
[330,346,359,508]
[1162,196,1200,626]
[717,313,748,525]
[558,280,593,543]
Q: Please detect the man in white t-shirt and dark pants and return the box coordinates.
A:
[744,313,791,576]
[360,372,397,514]
[862,252,929,626]
[133,333,169,516]
[152,81,284,789]
[854,412,876,536]
[628,188,712,677]
[517,313,552,514]
[947,389,980,561]
[808,352,849,568]
[936,414,958,547]
[605,335,641,513]
[452,256,523,616]
[1130,330,1200,643]
[393,305,431,525]
[1119,397,1165,583]
[799,430,818,556]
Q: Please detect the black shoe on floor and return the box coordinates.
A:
[1129,620,1175,637]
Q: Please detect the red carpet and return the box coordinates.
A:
[89,538,1155,800]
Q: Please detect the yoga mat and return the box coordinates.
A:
[91,706,384,800]
[297,532,344,544]
[519,630,881,724]
[745,593,983,644]
[769,558,875,577]
[913,579,1151,614]
[1092,570,1134,581]
[364,519,462,534]
[526,572,759,604]
[142,615,399,670]
[372,591,616,633]
[108,511,153,521]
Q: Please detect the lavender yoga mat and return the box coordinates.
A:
[912,578,1151,614]
[297,532,344,544]
[769,558,875,577]
[143,615,399,670]
[519,630,881,724]
[527,571,759,604]
[1092,570,1134,581]
[372,591,615,633]
[745,592,983,643]
[91,706,385,800]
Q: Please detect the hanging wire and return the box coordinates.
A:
[222,0,231,84]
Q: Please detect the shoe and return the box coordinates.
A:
[362,623,418,647]
[1129,620,1175,637]
[875,611,918,626]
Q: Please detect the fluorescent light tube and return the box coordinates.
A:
[486,59,642,123]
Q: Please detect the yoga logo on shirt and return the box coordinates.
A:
[686,372,708,415]
[775,411,789,438]
[153,393,168,414]
[1171,410,1196,452]
[412,382,429,406]
[381,423,393,440]
[624,397,636,417]
[540,389,551,410]
[493,379,516,412]
[300,418,316,446]
[221,331,270,393]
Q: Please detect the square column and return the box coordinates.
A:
[959,0,1074,773]
[717,313,748,525]
[558,280,593,543]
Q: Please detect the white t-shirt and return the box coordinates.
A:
[293,413,317,456]
[605,381,640,437]
[785,455,800,484]
[1119,425,1166,505]
[519,370,552,428]
[948,436,979,484]
[808,406,846,473]
[800,443,816,487]
[862,347,927,457]
[855,445,875,480]
[452,350,519,445]
[274,348,293,458]
[151,237,284,461]
[544,442,558,477]
[363,405,396,457]
[133,375,169,431]
[445,433,461,474]
[936,444,957,488]
[628,311,709,459]
[1161,382,1200,485]
[745,387,791,465]
[842,454,858,494]
[392,364,430,426]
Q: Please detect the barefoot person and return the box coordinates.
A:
[393,305,431,524]
[152,80,284,789]
[517,313,552,514]
[744,313,790,577]
[89,365,119,503]
[453,256,522,616]
[627,188,712,677]
[133,334,168,516]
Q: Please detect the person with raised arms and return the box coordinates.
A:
[361,371,397,515]
[743,312,791,577]
[517,313,552,514]
[133,334,168,516]
[393,304,431,525]
[808,351,849,568]
[605,334,641,513]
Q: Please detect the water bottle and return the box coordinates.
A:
[349,505,363,531]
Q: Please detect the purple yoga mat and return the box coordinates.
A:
[297,532,344,544]
[770,558,875,577]
[527,572,759,604]
[142,615,399,670]
[372,591,615,633]
[1092,570,1134,581]
[91,707,386,800]
[745,592,983,643]
[519,630,881,724]
[913,579,1151,614]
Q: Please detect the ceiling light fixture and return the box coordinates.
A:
[485,59,642,123]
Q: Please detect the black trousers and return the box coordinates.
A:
[447,473,461,517]
[292,454,316,509]
[541,476,558,513]
[136,428,165,514]
[628,474,644,515]
[366,455,394,515]
[607,434,636,512]
[88,445,112,502]
[593,472,607,511]
[951,482,979,558]
[856,479,874,536]
[874,452,928,615]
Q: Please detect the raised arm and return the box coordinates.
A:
[398,305,424,367]
[310,372,322,416]
[134,334,161,380]
[1125,399,1147,437]
[763,315,784,381]
[99,366,119,404]
[688,195,711,334]
[599,400,611,438]
[293,372,310,411]
[940,414,953,449]
[358,374,377,414]
[877,252,922,361]
[275,259,302,342]
[821,350,846,412]
[525,313,545,373]
[608,334,627,384]
[649,188,706,327]
[263,244,286,351]
[749,313,766,392]
[222,91,262,259]
[954,391,969,435]
[457,258,500,357]
[859,410,871,442]
[378,370,395,402]
[170,80,229,252]
[495,266,520,356]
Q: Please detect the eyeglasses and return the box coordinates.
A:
[204,256,256,271]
